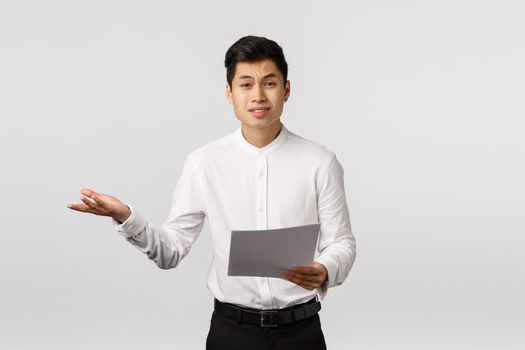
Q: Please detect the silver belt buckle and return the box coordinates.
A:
[260,310,278,327]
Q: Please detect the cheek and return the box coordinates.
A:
[233,96,242,105]
[232,99,246,113]
[270,90,286,103]
[231,93,246,106]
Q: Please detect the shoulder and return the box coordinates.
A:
[285,128,336,166]
[185,130,237,165]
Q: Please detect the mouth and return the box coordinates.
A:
[248,107,271,118]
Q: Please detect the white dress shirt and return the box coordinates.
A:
[112,123,356,310]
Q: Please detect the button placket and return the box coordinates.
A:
[255,152,268,229]
[255,152,272,309]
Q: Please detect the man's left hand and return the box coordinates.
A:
[282,262,328,290]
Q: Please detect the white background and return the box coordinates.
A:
[1,0,524,349]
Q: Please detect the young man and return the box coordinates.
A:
[68,36,356,349]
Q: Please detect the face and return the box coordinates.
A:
[226,59,290,132]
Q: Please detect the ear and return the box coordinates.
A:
[284,80,291,102]
[226,83,233,105]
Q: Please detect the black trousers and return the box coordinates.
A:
[205,309,327,350]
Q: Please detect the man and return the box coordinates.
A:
[68,35,356,349]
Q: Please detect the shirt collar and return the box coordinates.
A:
[233,123,289,155]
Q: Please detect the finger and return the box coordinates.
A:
[285,272,323,285]
[81,189,110,210]
[284,274,319,290]
[80,196,100,211]
[90,194,108,209]
[285,266,319,275]
[285,273,323,283]
[283,270,323,284]
[81,188,98,199]
[67,203,95,213]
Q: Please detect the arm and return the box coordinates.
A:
[68,156,206,270]
[112,156,206,269]
[283,154,357,298]
[314,153,356,298]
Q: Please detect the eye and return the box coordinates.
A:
[265,81,276,86]
[240,83,251,88]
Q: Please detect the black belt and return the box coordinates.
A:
[214,297,321,328]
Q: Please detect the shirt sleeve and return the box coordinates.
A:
[314,153,357,300]
[112,155,207,269]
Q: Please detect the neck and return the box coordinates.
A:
[241,121,283,149]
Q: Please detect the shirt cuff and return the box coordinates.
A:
[111,204,147,239]
[314,256,338,300]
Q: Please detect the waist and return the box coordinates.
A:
[214,296,321,327]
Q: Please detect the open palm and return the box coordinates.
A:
[67,188,131,223]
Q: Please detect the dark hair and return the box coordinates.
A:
[224,36,288,88]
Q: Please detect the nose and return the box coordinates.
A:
[251,84,267,103]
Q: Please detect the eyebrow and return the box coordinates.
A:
[237,73,278,80]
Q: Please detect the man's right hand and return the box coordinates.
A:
[67,188,132,224]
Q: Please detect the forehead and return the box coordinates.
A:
[233,59,282,80]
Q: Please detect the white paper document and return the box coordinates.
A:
[227,223,321,279]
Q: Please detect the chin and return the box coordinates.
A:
[244,116,280,127]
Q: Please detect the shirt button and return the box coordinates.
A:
[258,207,264,213]
[259,171,264,177]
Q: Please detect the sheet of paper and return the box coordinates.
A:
[227,223,321,279]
